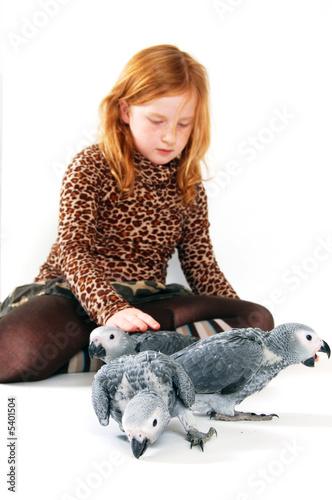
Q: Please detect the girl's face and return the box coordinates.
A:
[120,91,197,165]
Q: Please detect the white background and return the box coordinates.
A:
[2,0,332,337]
[0,2,332,500]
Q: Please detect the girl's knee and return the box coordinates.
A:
[0,295,94,382]
[0,361,35,383]
[0,333,49,382]
[247,304,274,331]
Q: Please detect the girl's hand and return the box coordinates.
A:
[105,307,160,332]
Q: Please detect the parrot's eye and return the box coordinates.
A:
[152,419,158,427]
[109,334,115,340]
[306,334,312,341]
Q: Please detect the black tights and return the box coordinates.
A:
[0,294,273,383]
[139,295,274,331]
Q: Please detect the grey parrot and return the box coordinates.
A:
[88,326,198,363]
[170,323,331,421]
[91,350,216,458]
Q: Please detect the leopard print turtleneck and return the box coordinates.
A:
[35,145,238,324]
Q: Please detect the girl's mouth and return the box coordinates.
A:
[157,149,173,154]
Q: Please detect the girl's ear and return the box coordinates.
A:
[119,100,130,124]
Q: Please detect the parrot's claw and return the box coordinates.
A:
[208,410,279,422]
[186,426,217,451]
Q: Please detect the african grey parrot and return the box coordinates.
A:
[91,350,216,458]
[171,323,330,421]
[88,326,198,363]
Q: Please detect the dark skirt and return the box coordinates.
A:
[0,277,194,321]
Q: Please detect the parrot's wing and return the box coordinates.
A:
[170,359,196,408]
[91,361,125,426]
[132,330,198,355]
[172,329,264,394]
[142,350,196,408]
[92,376,111,426]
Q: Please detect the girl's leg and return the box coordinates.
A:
[0,295,97,383]
[0,294,273,382]
[139,295,274,332]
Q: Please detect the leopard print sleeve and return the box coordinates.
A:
[55,147,131,324]
[177,184,239,299]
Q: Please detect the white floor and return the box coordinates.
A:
[0,357,331,500]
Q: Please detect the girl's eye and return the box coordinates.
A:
[149,119,162,125]
[178,123,190,128]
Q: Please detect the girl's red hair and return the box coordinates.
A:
[98,44,210,204]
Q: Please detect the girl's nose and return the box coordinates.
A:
[161,125,176,145]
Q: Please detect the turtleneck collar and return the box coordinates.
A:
[133,149,179,187]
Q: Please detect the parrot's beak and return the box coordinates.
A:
[88,342,106,359]
[131,437,149,459]
[302,356,316,367]
[319,340,331,358]
[302,339,331,367]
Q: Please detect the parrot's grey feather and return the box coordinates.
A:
[92,361,125,427]
[91,375,111,426]
[172,328,264,394]
[171,362,196,408]
[130,330,198,354]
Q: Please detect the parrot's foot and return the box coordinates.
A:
[186,426,217,451]
[209,410,279,422]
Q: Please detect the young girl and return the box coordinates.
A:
[0,44,273,382]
